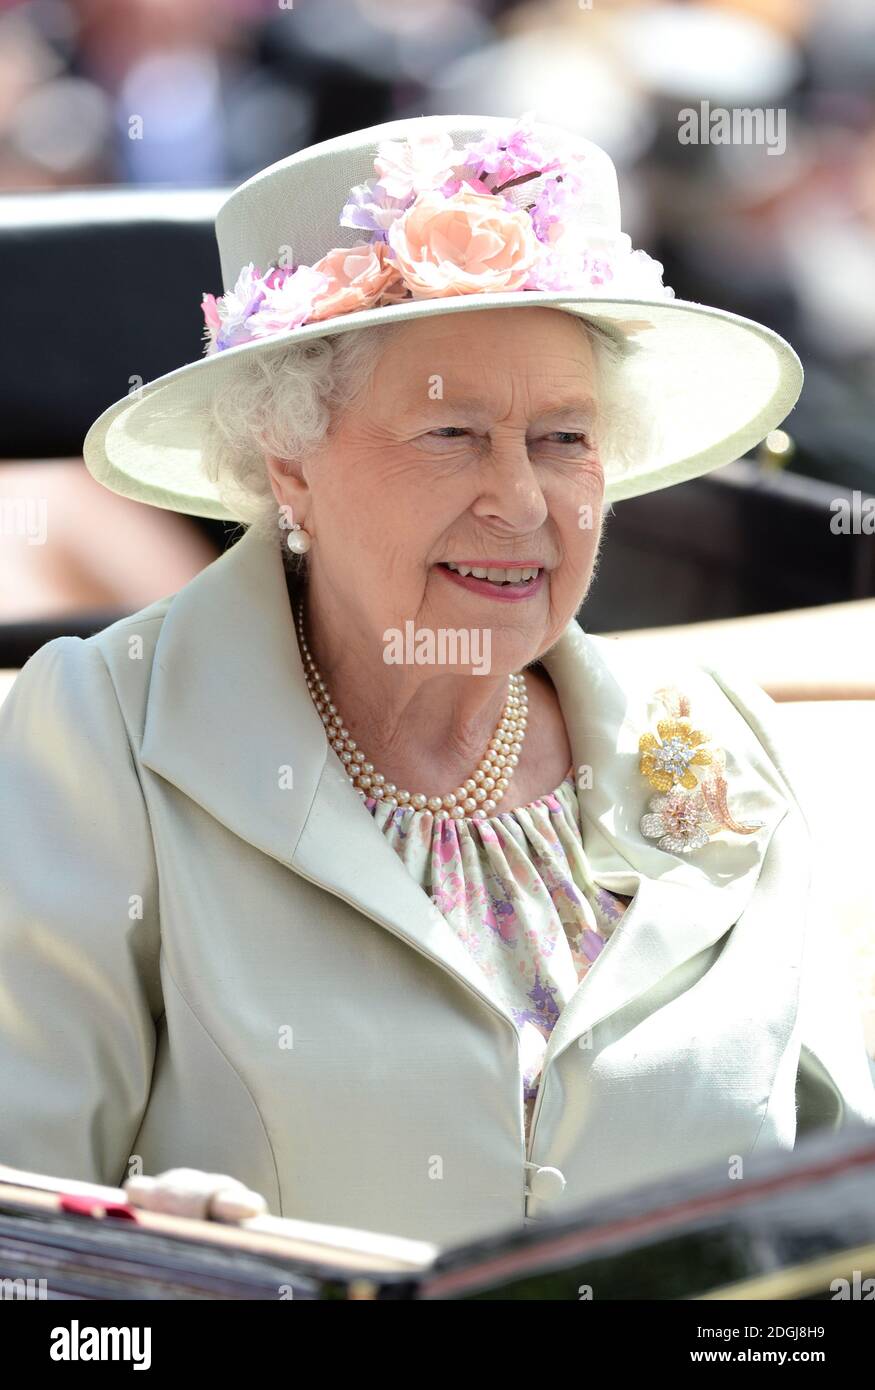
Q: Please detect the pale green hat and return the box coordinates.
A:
[83,113,803,519]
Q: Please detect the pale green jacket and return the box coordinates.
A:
[1,525,873,1247]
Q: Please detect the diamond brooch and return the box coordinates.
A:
[638,686,764,854]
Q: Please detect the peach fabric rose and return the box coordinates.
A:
[308,241,405,322]
[388,188,539,299]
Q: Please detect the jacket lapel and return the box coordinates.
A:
[139,526,519,1031]
[537,620,790,1070]
[140,528,790,1051]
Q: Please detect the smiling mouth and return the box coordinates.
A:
[438,561,543,587]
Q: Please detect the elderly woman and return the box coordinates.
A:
[1,115,873,1247]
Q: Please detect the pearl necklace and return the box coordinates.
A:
[295,595,528,820]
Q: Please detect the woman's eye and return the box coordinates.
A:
[423,427,593,450]
[545,431,592,447]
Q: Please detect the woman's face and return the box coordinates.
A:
[273,306,606,676]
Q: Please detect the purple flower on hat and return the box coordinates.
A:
[207,262,267,352]
[340,178,410,241]
[530,167,589,244]
[460,111,564,190]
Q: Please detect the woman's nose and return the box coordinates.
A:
[471,443,549,532]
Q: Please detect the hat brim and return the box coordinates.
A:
[83,291,803,519]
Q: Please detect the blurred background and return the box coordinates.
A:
[0,0,873,656]
[0,0,873,1041]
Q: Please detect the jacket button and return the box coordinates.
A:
[529,1165,567,1201]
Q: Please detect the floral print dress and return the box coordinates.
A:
[363,766,634,1149]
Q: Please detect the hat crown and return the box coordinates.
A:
[214,115,623,292]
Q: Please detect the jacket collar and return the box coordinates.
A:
[140,526,790,1044]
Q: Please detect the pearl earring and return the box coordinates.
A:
[286,523,311,554]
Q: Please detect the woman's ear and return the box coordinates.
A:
[264,452,310,524]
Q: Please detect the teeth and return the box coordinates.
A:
[445,562,541,584]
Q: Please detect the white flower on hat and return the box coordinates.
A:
[373,129,459,201]
[245,265,330,341]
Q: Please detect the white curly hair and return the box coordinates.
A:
[199,314,663,575]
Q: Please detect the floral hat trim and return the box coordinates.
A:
[638,687,764,855]
[201,113,674,355]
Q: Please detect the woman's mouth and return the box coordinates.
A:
[436,561,546,602]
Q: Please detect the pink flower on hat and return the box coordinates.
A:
[387,186,539,299]
[308,241,406,321]
[201,292,221,344]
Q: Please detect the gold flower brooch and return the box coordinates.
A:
[638,686,764,854]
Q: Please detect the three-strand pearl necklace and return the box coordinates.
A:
[295,595,528,819]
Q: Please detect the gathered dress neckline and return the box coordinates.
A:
[362,764,635,1149]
